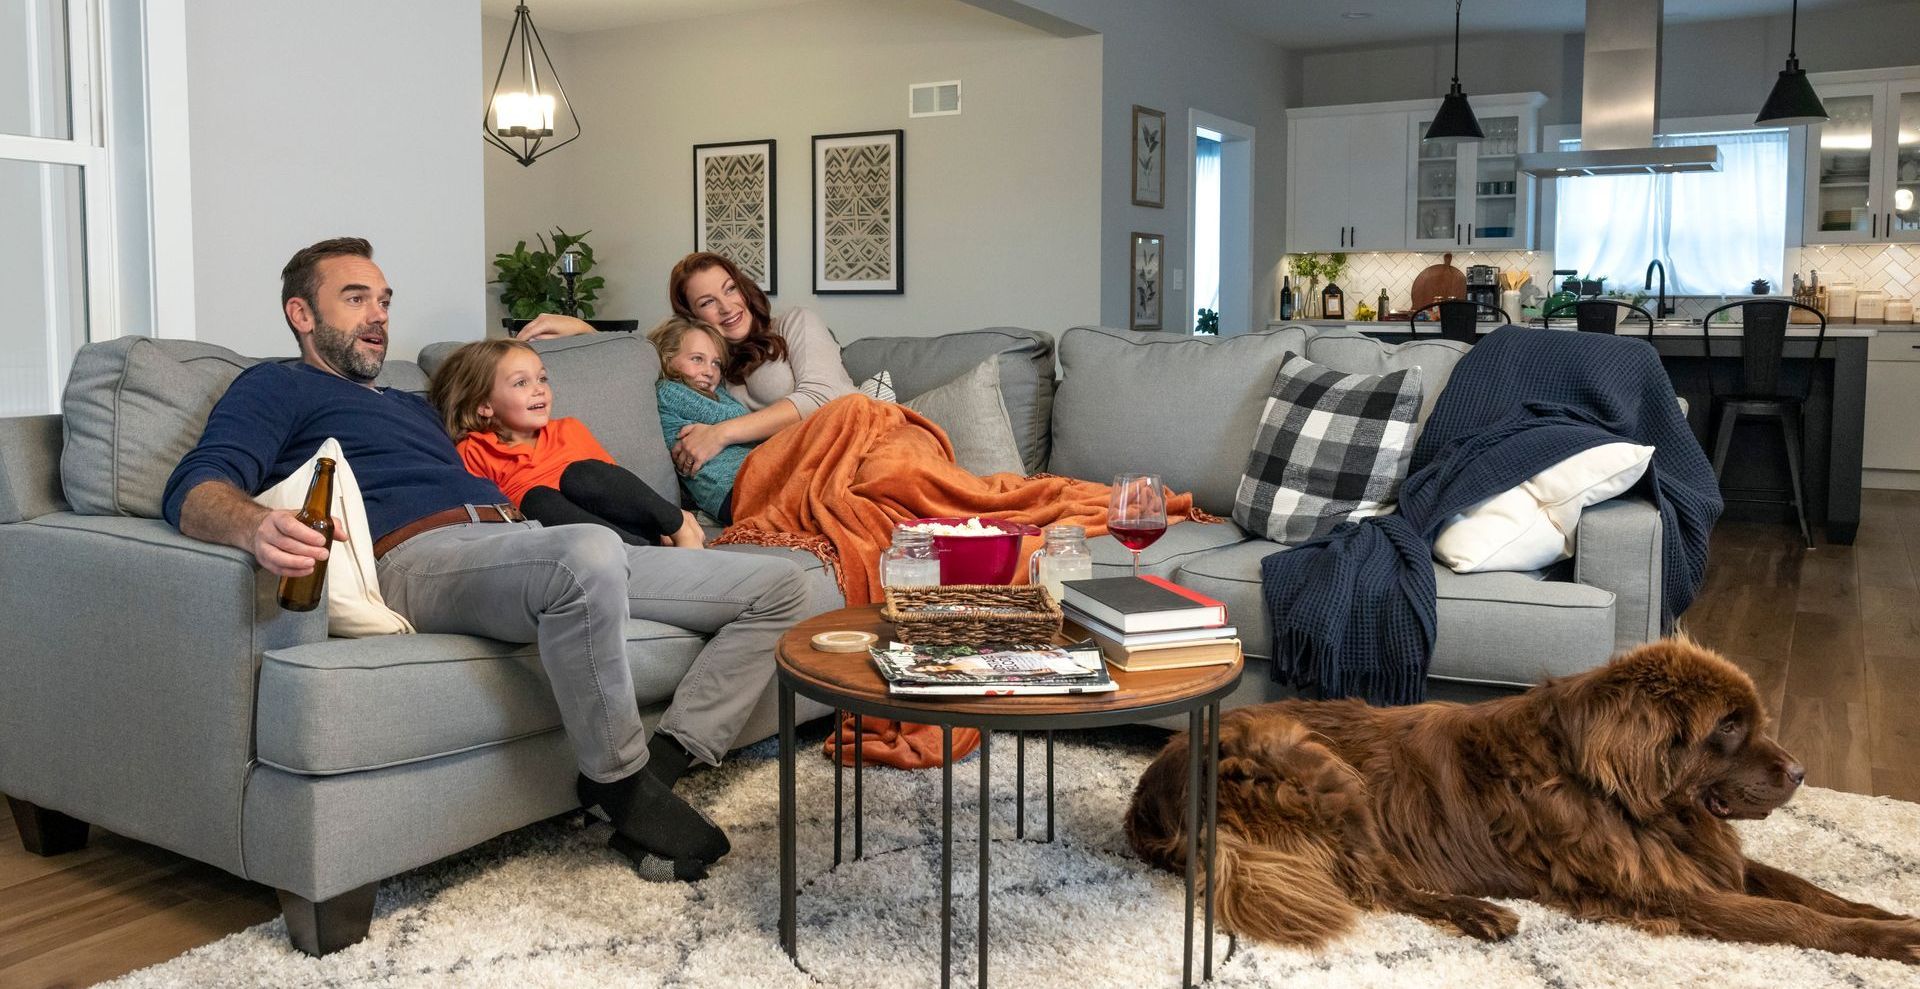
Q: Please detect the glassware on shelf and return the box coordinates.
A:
[879,526,941,588]
[1107,473,1167,578]
[1028,524,1093,604]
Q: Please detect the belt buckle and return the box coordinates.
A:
[496,503,524,523]
[463,504,481,525]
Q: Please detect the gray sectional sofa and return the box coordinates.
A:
[0,322,1664,954]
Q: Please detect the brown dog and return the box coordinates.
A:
[1126,637,1920,962]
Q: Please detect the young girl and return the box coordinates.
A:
[430,339,704,549]
[651,316,759,524]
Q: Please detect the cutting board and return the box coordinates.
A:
[1409,252,1467,309]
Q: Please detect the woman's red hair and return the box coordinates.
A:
[668,252,785,384]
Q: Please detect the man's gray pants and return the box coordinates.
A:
[376,520,814,782]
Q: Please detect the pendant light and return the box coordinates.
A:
[483,3,581,167]
[1425,0,1484,142]
[1755,0,1828,126]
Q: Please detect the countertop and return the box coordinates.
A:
[1271,318,1891,337]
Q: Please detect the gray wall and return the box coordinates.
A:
[482,0,1102,343]
[1299,0,1920,126]
[985,0,1297,332]
[184,0,486,357]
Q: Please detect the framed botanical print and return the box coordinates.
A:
[693,139,776,294]
[1130,231,1164,331]
[812,129,905,294]
[1131,105,1165,208]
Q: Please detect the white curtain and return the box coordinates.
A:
[1194,136,1221,330]
[1554,129,1787,296]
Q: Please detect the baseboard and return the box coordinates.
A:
[1863,470,1920,491]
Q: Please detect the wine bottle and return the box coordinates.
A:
[277,458,338,612]
[1279,276,1294,320]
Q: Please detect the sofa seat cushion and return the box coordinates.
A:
[256,619,704,775]
[1172,540,1617,689]
[1085,518,1248,579]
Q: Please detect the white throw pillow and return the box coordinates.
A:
[902,358,1027,478]
[859,369,897,403]
[255,439,414,637]
[1433,442,1655,574]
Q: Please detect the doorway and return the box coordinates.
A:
[1187,110,1252,335]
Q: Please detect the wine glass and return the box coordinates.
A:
[1108,473,1168,577]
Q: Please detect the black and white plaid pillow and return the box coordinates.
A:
[1233,354,1424,544]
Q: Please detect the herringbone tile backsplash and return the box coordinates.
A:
[1791,244,1920,300]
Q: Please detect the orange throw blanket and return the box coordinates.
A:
[712,394,1214,769]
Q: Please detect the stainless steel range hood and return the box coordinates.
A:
[1515,0,1720,177]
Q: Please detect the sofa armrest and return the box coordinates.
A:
[0,414,68,523]
[0,512,325,876]
[1573,495,1662,651]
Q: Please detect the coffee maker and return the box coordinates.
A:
[1465,264,1499,317]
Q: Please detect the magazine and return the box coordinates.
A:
[869,640,1118,696]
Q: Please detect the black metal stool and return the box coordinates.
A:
[1406,299,1509,342]
[1700,299,1828,547]
[1543,298,1656,334]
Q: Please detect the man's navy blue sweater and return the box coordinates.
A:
[162,361,507,542]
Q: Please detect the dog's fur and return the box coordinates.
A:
[1126,638,1920,962]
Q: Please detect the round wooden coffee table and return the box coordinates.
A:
[775,604,1242,989]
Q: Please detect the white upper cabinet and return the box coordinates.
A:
[1407,94,1545,251]
[1286,109,1410,253]
[1803,70,1920,245]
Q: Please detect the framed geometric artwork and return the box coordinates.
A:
[812,129,904,294]
[693,139,777,294]
[1130,231,1164,331]
[1131,105,1165,208]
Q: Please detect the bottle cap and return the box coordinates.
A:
[811,630,879,654]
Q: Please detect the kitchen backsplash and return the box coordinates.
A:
[1789,244,1920,302]
[1284,251,1555,315]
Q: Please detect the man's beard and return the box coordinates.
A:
[311,317,385,383]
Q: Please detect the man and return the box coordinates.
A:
[163,237,816,879]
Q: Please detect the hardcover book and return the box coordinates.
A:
[1058,575,1227,633]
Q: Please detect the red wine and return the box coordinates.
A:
[1109,521,1167,551]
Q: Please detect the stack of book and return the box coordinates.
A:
[1058,575,1241,672]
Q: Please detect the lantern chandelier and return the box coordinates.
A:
[483,3,581,167]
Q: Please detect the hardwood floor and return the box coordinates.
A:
[5,494,1920,986]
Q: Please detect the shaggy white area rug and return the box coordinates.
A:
[106,730,1920,988]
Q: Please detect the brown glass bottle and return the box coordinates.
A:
[276,458,337,612]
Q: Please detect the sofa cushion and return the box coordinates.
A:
[1172,540,1617,689]
[839,328,1056,473]
[419,333,677,500]
[902,358,1027,477]
[1301,330,1470,426]
[1085,517,1248,579]
[60,338,426,519]
[254,440,412,637]
[255,619,705,775]
[1051,326,1309,517]
[1232,354,1422,544]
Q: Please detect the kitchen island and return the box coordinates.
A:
[1266,320,1878,544]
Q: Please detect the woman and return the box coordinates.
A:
[521,253,856,477]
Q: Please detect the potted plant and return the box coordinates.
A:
[492,228,632,335]
[1194,308,1219,335]
[1287,252,1349,318]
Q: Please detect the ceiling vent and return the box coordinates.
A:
[909,81,961,118]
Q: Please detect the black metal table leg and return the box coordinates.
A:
[1016,730,1026,839]
[979,729,991,989]
[779,684,797,959]
[833,709,843,867]
[1205,701,1220,981]
[942,726,953,989]
[1183,708,1201,989]
[854,713,865,861]
[1046,730,1055,843]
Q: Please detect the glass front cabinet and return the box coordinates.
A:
[1804,71,1920,245]
[1406,93,1546,251]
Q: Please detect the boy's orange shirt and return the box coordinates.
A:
[456,416,615,507]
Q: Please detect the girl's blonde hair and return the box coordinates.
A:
[428,338,536,439]
[648,315,732,390]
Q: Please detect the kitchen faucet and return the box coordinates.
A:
[1645,260,1674,318]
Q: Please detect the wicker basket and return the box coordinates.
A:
[880,584,1064,646]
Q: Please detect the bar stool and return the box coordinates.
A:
[1405,300,1509,342]
[1543,299,1656,334]
[1699,299,1828,548]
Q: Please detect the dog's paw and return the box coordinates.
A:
[1844,917,1920,964]
[1449,898,1522,942]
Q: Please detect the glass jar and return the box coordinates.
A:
[879,526,941,589]
[1028,524,1093,603]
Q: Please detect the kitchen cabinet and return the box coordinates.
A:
[1803,69,1920,245]
[1407,94,1546,251]
[1286,109,1410,253]
[1865,331,1920,484]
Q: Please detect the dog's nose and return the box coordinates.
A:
[1783,761,1806,786]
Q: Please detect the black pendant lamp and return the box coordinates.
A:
[483,3,581,167]
[1425,0,1484,142]
[1755,0,1828,126]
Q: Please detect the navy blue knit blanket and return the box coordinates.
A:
[1259,325,1724,705]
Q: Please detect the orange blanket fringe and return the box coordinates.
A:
[711,395,1213,769]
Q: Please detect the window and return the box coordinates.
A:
[1553,129,1788,296]
[1192,134,1221,332]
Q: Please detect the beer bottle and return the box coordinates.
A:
[277,458,337,612]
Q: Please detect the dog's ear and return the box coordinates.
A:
[1547,672,1677,820]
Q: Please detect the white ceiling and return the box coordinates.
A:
[481,0,1874,49]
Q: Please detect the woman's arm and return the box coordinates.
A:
[673,399,797,473]
[515,313,595,341]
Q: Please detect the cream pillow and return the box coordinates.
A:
[255,439,414,637]
[1434,442,1655,574]
[858,369,898,402]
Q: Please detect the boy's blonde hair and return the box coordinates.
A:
[649,315,732,390]
[428,338,536,439]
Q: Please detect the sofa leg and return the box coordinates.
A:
[6,795,91,855]
[277,882,378,957]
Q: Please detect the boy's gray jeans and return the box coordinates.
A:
[376,520,816,782]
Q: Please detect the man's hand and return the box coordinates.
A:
[251,510,345,577]
[179,479,345,577]
[516,313,594,341]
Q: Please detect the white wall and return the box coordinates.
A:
[184,0,486,357]
[482,0,1102,343]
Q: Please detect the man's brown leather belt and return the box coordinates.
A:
[374,503,525,559]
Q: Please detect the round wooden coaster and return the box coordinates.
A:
[811,630,879,654]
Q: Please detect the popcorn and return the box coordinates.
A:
[900,517,1005,537]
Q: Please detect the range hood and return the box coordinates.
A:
[1515,0,1720,177]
